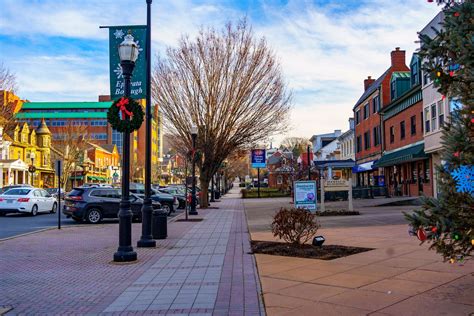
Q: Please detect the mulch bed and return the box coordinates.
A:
[318,210,360,216]
[251,240,373,260]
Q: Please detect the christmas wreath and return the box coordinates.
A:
[107,96,144,133]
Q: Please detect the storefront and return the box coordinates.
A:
[375,143,433,197]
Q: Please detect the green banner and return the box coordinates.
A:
[108,25,147,100]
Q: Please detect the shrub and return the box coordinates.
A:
[271,207,320,245]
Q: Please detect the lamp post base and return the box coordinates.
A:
[113,248,137,262]
[137,239,156,247]
[189,210,198,215]
[137,201,156,248]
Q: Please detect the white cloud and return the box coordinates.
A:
[0,0,441,143]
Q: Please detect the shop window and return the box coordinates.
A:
[424,160,430,181]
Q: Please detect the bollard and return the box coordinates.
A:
[152,209,167,240]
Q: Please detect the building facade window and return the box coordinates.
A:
[356,136,362,153]
[390,126,395,143]
[373,126,380,146]
[277,175,283,185]
[400,121,406,140]
[424,107,430,133]
[372,95,380,113]
[355,110,360,125]
[437,100,444,127]
[364,131,371,150]
[431,103,437,131]
[363,103,369,119]
[410,115,416,135]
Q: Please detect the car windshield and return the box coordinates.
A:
[3,188,31,195]
[68,189,84,197]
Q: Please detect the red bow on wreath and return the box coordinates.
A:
[116,97,133,120]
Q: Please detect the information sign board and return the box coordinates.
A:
[251,149,266,168]
[294,180,317,211]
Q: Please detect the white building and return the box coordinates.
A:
[420,11,450,198]
[338,118,355,161]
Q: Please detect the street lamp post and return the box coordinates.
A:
[189,124,198,215]
[113,32,139,262]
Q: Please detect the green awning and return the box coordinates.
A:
[96,177,107,182]
[375,143,427,168]
[87,176,97,181]
[69,176,84,180]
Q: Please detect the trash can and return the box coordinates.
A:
[152,209,167,239]
[214,191,221,200]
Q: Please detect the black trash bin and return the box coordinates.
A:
[152,209,167,240]
[214,191,221,200]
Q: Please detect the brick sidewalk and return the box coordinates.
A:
[0,194,264,315]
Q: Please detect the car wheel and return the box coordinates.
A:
[86,208,102,224]
[31,205,38,216]
[50,202,58,214]
[161,203,172,216]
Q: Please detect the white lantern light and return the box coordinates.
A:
[118,33,139,63]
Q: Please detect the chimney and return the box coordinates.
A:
[364,76,375,91]
[391,47,406,69]
[98,95,111,102]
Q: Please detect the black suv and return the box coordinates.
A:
[63,187,161,224]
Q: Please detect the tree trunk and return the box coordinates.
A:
[200,177,210,208]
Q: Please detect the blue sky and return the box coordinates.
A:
[0,0,440,141]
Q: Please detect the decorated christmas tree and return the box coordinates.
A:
[404,0,473,262]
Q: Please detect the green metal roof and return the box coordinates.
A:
[15,112,107,119]
[374,143,427,168]
[391,72,410,80]
[21,101,113,109]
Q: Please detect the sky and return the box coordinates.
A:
[0,0,440,143]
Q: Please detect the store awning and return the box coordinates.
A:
[96,176,107,182]
[87,176,97,181]
[315,159,355,169]
[352,160,378,173]
[374,143,427,168]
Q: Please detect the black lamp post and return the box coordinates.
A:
[138,0,158,248]
[189,124,198,215]
[113,32,139,262]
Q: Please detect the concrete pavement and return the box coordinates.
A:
[243,195,474,315]
[0,191,264,315]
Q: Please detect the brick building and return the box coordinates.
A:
[376,54,433,197]
[15,95,163,183]
[353,48,410,188]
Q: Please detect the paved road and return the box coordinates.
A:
[243,197,417,232]
[0,208,184,240]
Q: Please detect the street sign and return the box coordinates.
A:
[28,165,36,173]
[294,180,317,212]
[106,25,147,99]
[251,149,266,168]
[55,160,63,175]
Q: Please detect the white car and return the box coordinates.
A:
[0,187,58,216]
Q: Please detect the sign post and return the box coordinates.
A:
[55,160,63,230]
[251,149,266,198]
[294,180,317,212]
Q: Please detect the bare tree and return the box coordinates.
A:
[51,123,90,190]
[152,20,291,207]
[0,62,19,135]
[280,137,311,157]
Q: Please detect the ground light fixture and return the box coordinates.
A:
[113,33,139,263]
[312,235,325,247]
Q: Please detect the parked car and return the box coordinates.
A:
[81,183,113,188]
[63,187,162,224]
[159,186,186,209]
[130,183,178,215]
[0,187,58,216]
[0,184,33,194]
[46,188,65,200]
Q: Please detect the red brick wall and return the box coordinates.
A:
[354,101,382,162]
[383,100,423,152]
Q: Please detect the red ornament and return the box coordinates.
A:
[454,12,460,17]
[454,152,460,157]
[417,229,427,241]
[116,97,133,120]
[442,95,446,100]
[471,118,474,123]
[449,71,454,77]
[431,227,438,233]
